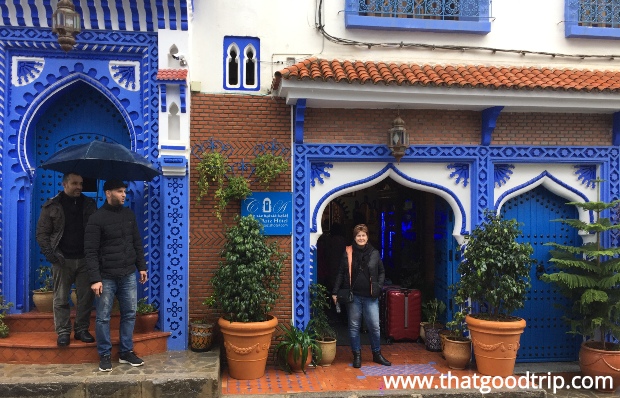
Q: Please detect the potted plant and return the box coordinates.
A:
[196,151,226,203]
[252,153,288,189]
[442,308,471,370]
[274,323,321,373]
[211,215,286,379]
[452,209,535,377]
[541,180,620,392]
[135,296,159,333]
[188,296,216,352]
[308,283,337,366]
[421,298,446,352]
[32,265,54,313]
[0,296,14,338]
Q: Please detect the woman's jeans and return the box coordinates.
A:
[95,274,137,357]
[347,294,381,353]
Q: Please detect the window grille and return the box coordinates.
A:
[577,0,620,27]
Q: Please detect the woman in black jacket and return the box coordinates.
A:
[332,224,391,368]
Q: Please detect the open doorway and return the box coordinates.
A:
[316,177,457,344]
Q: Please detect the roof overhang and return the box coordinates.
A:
[276,80,620,114]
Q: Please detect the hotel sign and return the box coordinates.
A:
[241,192,292,235]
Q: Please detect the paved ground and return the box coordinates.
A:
[0,349,220,398]
[0,347,616,398]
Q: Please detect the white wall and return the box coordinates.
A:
[190,0,620,93]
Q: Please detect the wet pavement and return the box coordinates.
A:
[0,345,617,397]
[0,349,220,398]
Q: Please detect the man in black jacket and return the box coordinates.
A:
[85,180,148,372]
[36,172,97,347]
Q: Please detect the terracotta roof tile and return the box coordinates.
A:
[156,69,188,81]
[276,58,620,93]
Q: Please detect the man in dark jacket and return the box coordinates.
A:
[36,172,97,347]
[85,180,148,372]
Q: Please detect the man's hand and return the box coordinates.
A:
[139,271,148,284]
[91,282,103,297]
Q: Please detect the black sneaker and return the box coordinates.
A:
[119,351,144,367]
[99,355,112,372]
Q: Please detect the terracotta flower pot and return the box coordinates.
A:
[32,291,54,313]
[219,315,278,380]
[316,338,337,366]
[465,314,526,377]
[135,312,159,333]
[287,348,313,373]
[580,341,620,393]
[442,336,472,370]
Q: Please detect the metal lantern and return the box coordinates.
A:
[52,0,81,52]
[387,115,409,163]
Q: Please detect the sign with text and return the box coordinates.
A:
[242,192,292,235]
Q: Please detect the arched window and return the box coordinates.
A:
[226,43,240,89]
[244,44,257,88]
[168,103,180,141]
[223,36,260,91]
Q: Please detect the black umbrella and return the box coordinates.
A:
[39,141,161,182]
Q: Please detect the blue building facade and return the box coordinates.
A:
[0,1,191,351]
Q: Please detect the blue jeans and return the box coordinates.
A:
[346,294,382,353]
[95,274,137,357]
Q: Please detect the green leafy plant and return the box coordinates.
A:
[307,283,336,341]
[34,265,53,293]
[452,210,535,321]
[445,308,469,339]
[196,151,227,203]
[0,296,14,338]
[252,153,288,189]
[137,297,157,314]
[216,175,251,218]
[541,180,620,350]
[422,298,446,326]
[274,323,322,373]
[211,215,286,322]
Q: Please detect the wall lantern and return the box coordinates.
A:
[52,0,81,52]
[387,115,409,163]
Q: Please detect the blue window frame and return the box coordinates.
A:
[223,36,260,91]
[344,0,491,34]
[565,0,620,39]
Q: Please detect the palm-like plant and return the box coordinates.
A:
[541,180,620,349]
[274,323,321,373]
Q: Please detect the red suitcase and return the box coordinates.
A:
[379,285,400,334]
[384,288,422,344]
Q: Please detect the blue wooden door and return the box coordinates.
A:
[501,186,582,362]
[434,197,458,324]
[31,83,131,297]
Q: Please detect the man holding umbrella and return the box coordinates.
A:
[36,172,97,347]
[85,180,148,372]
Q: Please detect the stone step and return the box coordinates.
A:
[0,330,170,364]
[0,311,170,364]
[4,309,121,332]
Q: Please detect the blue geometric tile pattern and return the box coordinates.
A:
[293,144,620,330]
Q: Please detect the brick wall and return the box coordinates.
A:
[189,94,292,328]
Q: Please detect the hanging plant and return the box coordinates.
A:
[213,175,252,220]
[196,151,227,202]
[252,153,289,189]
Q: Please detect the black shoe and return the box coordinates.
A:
[119,351,144,367]
[372,350,391,366]
[57,334,70,347]
[74,330,95,343]
[352,351,361,368]
[99,355,112,372]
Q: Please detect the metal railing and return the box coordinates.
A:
[575,0,620,28]
[357,0,481,20]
